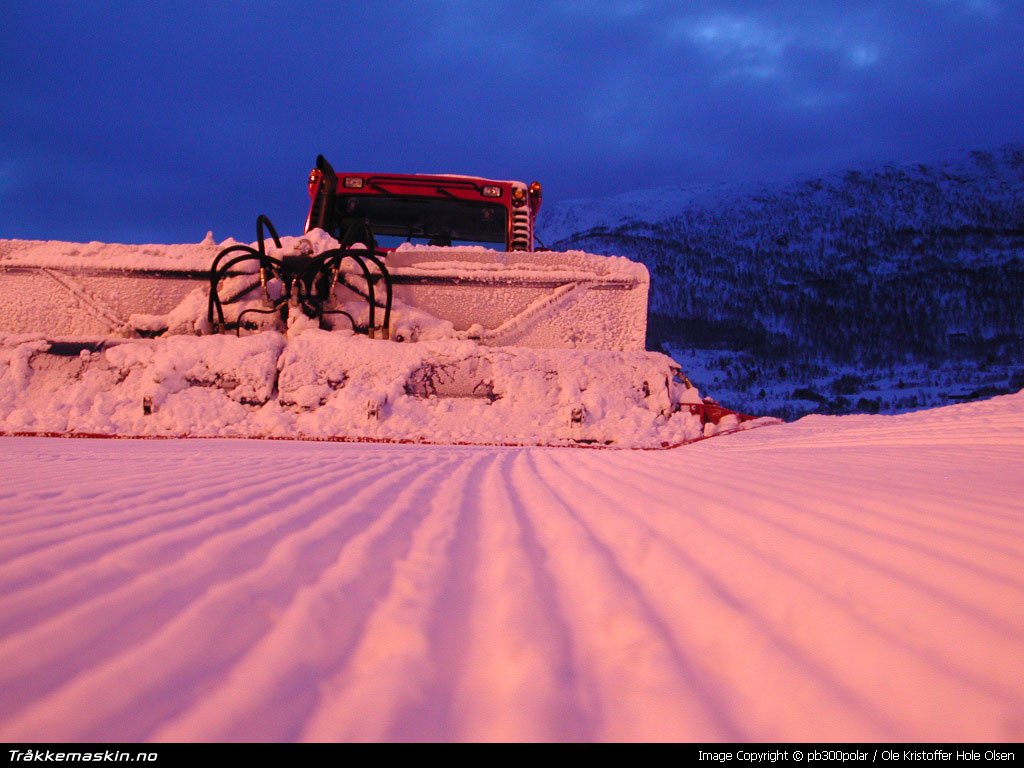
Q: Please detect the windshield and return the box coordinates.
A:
[333,195,507,248]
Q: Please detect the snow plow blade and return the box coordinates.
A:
[0,224,767,448]
[0,332,758,448]
[0,232,647,351]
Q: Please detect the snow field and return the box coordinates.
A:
[0,392,1021,741]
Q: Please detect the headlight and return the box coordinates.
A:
[307,169,322,197]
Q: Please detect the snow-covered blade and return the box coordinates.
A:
[0,238,222,338]
[0,234,649,350]
[385,246,648,350]
[0,331,757,447]
[0,233,759,448]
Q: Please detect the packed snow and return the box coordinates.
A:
[0,330,733,447]
[0,391,1021,742]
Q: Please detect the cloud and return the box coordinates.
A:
[685,16,789,59]
[931,0,999,18]
[847,44,880,68]
[675,10,884,83]
[681,15,789,79]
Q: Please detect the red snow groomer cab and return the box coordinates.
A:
[304,155,543,252]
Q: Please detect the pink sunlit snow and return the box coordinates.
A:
[1,392,1022,741]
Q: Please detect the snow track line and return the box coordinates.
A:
[658,444,1024,586]
[292,451,480,741]
[716,446,1024,532]
[741,463,1024,588]
[381,445,488,742]
[509,450,737,740]
[0,446,395,568]
[590,452,1024,737]
[536,448,880,741]
[0,450,313,567]
[145,450,469,742]
[543,450,916,740]
[589,451,1024,739]
[0,453,406,636]
[498,451,598,742]
[0,449,428,686]
[438,450,585,741]
[0,451,445,739]
[611,450,1024,642]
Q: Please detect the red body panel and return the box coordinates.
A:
[322,174,520,204]
[305,166,542,251]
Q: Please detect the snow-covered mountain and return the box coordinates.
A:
[538,181,742,246]
[538,145,1024,419]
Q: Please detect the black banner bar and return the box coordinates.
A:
[2,743,1022,762]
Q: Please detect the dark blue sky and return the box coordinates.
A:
[2,0,1022,243]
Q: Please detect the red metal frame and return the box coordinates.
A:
[306,169,542,251]
[685,403,759,426]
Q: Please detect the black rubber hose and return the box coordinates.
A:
[342,252,376,336]
[236,306,283,336]
[358,250,392,339]
[295,251,333,320]
[209,253,286,329]
[319,249,376,335]
[256,215,282,253]
[208,246,258,329]
[321,309,358,333]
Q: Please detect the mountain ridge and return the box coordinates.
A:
[539,144,1024,419]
